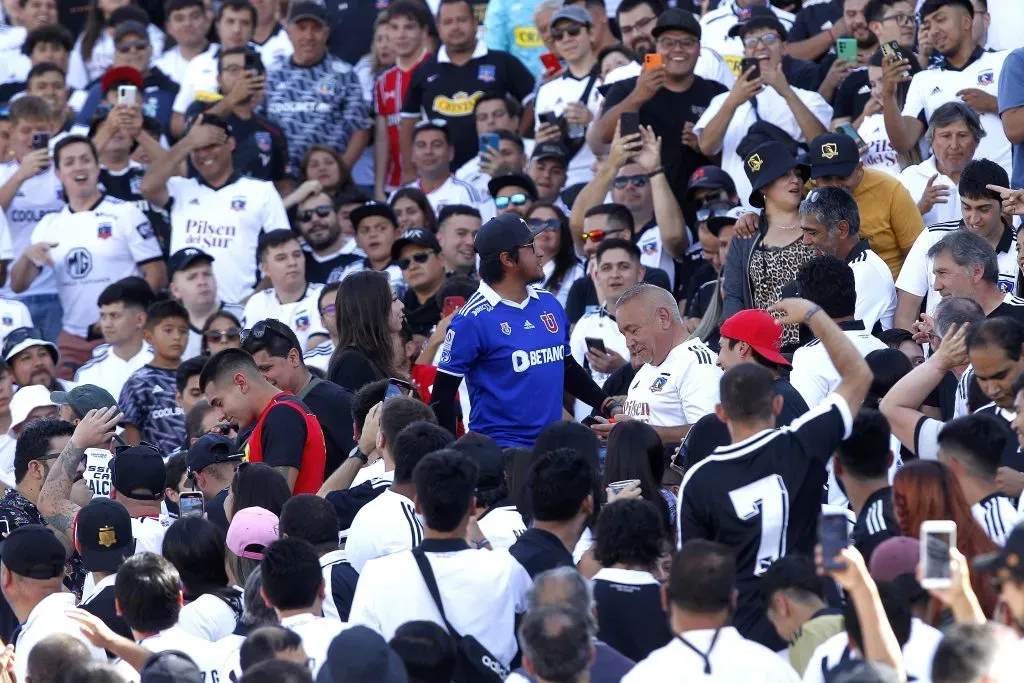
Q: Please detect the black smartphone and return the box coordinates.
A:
[819,512,850,571]
[179,491,205,517]
[244,49,264,74]
[385,377,415,401]
[539,111,559,127]
[740,57,761,81]
[585,337,607,354]
[620,112,639,138]
[31,132,49,150]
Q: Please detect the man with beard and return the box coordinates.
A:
[295,191,360,284]
[3,330,75,392]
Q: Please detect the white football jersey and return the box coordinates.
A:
[166,175,290,304]
[32,196,162,337]
[847,241,896,331]
[790,323,888,408]
[624,338,722,427]
[399,176,494,221]
[74,344,153,401]
[0,161,62,298]
[242,284,329,351]
[972,493,1021,547]
[303,338,334,373]
[0,298,32,349]
[700,3,795,66]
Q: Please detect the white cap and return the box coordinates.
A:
[9,385,56,437]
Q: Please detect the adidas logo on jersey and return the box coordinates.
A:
[152,386,163,394]
[524,321,535,329]
[189,198,200,205]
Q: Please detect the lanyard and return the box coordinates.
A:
[675,628,722,675]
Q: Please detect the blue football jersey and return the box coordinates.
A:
[438,283,570,447]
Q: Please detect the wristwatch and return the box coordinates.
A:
[352,449,369,465]
[599,397,623,418]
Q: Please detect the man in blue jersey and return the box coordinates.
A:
[432,214,620,446]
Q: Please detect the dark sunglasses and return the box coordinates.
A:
[612,174,648,190]
[204,327,241,343]
[298,205,333,222]
[495,193,529,209]
[696,208,735,223]
[581,227,627,243]
[527,218,561,233]
[117,40,149,54]
[240,320,293,346]
[397,251,434,270]
[552,24,584,41]
[2,326,45,358]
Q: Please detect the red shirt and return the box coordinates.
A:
[245,392,326,495]
[374,51,430,188]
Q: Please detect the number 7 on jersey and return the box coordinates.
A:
[729,475,790,576]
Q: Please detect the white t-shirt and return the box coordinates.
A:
[791,324,888,408]
[0,162,62,298]
[166,175,290,303]
[67,25,166,90]
[694,86,833,208]
[254,24,294,68]
[477,504,526,550]
[623,626,799,683]
[534,71,603,187]
[636,225,681,290]
[0,434,14,487]
[0,297,33,349]
[569,305,629,421]
[14,593,106,683]
[623,338,722,427]
[74,344,153,401]
[700,2,796,66]
[898,156,961,227]
[131,515,172,555]
[603,48,738,90]
[280,613,350,677]
[541,259,584,309]
[400,176,493,220]
[894,220,1019,317]
[178,591,241,642]
[902,49,1012,176]
[115,626,219,683]
[802,617,942,683]
[972,493,1021,547]
[173,47,221,114]
[455,139,536,197]
[345,488,422,573]
[858,112,901,178]
[154,43,219,85]
[303,338,334,373]
[214,633,245,683]
[32,196,162,336]
[848,244,897,331]
[329,260,405,290]
[242,284,329,351]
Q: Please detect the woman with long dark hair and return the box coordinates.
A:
[328,270,405,392]
[163,516,243,642]
[70,0,165,88]
[603,421,671,528]
[200,310,242,355]
[526,202,584,308]
[390,187,438,232]
[224,463,291,522]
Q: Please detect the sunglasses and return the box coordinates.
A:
[612,174,648,190]
[204,327,241,343]
[743,34,781,49]
[527,218,561,233]
[117,40,149,53]
[552,24,584,41]
[495,193,529,209]
[2,326,45,358]
[581,227,627,243]
[240,320,291,346]
[298,205,333,222]
[397,251,434,270]
[696,208,735,222]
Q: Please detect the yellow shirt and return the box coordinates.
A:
[789,613,845,676]
[852,168,924,280]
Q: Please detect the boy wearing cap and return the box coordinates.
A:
[527,143,569,205]
[328,202,405,287]
[76,498,135,645]
[166,248,244,359]
[241,230,329,352]
[700,0,795,63]
[392,229,447,337]
[184,433,242,530]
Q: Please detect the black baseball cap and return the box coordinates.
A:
[488,172,539,201]
[114,20,150,44]
[531,141,569,166]
[111,445,166,501]
[316,626,408,683]
[186,433,243,477]
[975,524,1024,579]
[168,247,215,278]
[451,432,504,491]
[685,165,736,202]
[728,6,789,39]
[391,228,442,260]
[141,652,204,683]
[350,201,398,231]
[50,384,118,420]
[75,498,135,573]
[1,525,65,579]
[652,8,701,39]
[809,133,861,179]
[920,0,973,20]
[287,0,328,25]
[474,213,545,258]
[743,141,810,208]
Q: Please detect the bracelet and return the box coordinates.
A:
[599,397,622,418]
[473,539,491,549]
[647,168,665,179]
[803,305,823,325]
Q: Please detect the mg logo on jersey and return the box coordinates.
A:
[540,313,558,333]
[500,322,511,335]
[512,345,564,373]
[67,248,93,279]
[97,223,112,239]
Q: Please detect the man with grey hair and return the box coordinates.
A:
[517,605,594,683]
[895,159,1020,330]
[898,102,985,226]
[930,622,1018,683]
[798,186,896,331]
[593,283,722,443]
[926,230,1024,323]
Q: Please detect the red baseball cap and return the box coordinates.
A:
[720,309,790,366]
[101,65,143,95]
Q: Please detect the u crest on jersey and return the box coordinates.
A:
[540,313,558,333]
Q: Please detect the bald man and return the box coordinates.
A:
[597,283,722,442]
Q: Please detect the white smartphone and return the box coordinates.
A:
[117,85,137,106]
[919,520,956,589]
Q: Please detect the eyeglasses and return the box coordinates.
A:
[527,218,561,232]
[696,208,735,222]
[581,226,627,242]
[552,24,584,41]
[298,205,333,222]
[240,320,291,346]
[495,193,529,209]
[2,326,44,358]
[117,40,149,53]
[35,452,64,463]
[397,251,434,270]
[204,327,241,343]
[881,12,915,26]
[612,174,648,190]
[520,240,536,250]
[743,33,781,49]
[656,36,699,51]
[620,15,655,36]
